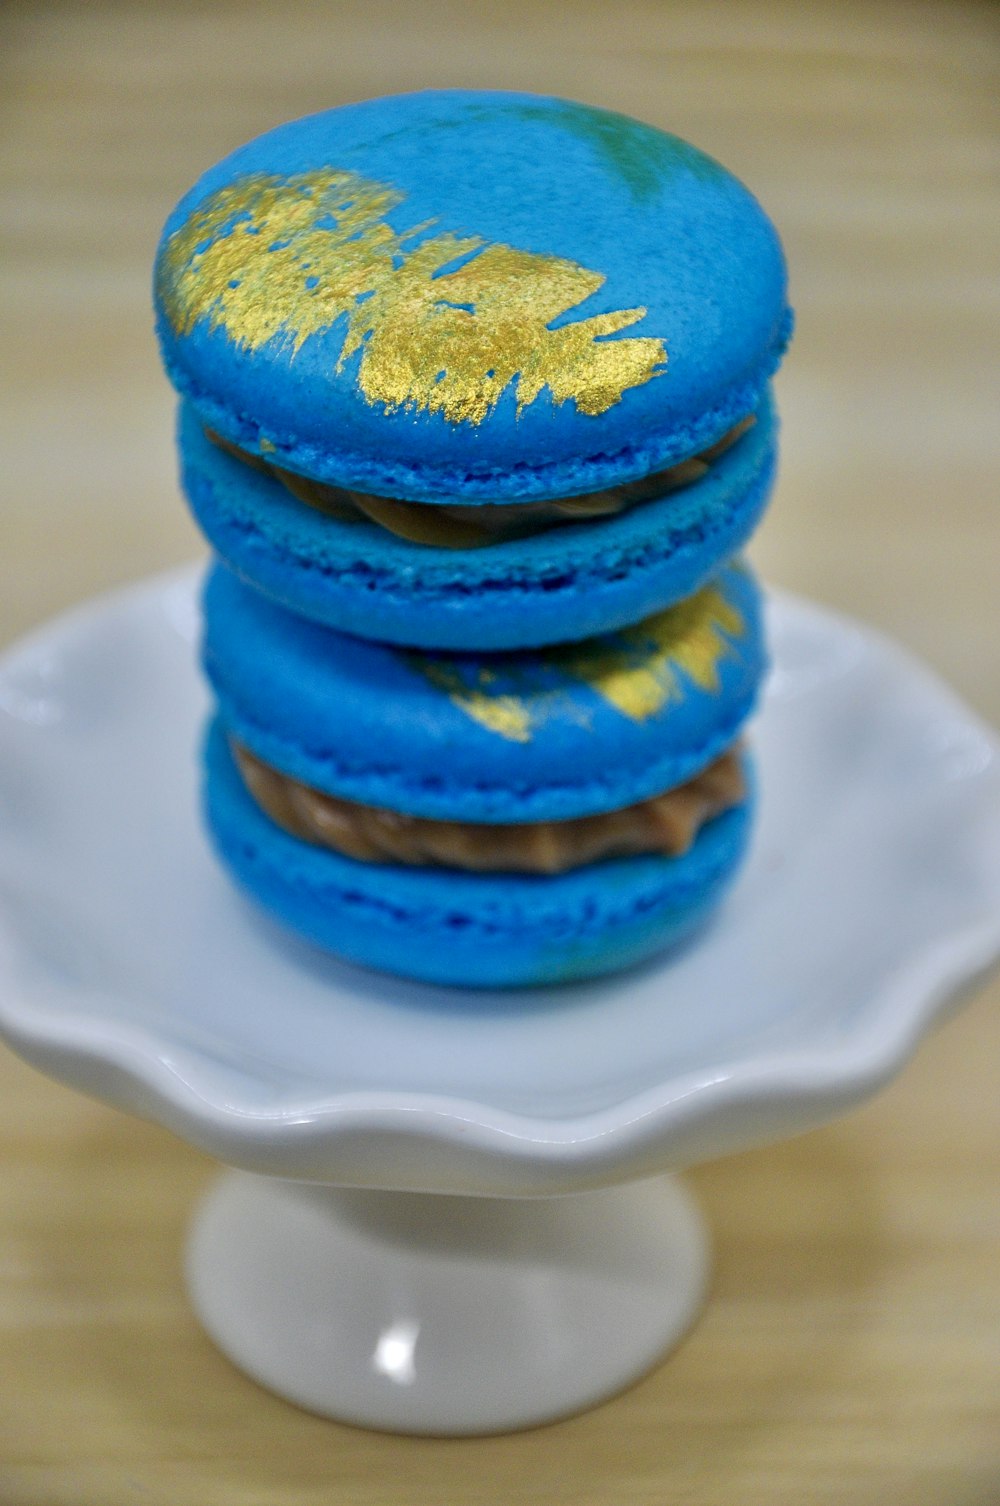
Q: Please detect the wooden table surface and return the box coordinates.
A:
[2,3,998,1502]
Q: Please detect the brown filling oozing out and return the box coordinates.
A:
[232,739,746,876]
[206,415,755,550]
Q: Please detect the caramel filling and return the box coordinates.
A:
[206,416,755,550]
[232,740,745,876]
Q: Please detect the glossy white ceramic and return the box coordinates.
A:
[187,1170,708,1433]
[1,566,998,1431]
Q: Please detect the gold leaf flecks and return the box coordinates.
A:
[156,167,666,426]
[554,585,746,721]
[410,660,534,743]
[406,585,746,743]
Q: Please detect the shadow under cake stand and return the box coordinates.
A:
[1,566,999,1435]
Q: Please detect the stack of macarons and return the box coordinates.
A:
[154,89,791,987]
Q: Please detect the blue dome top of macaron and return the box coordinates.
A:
[202,558,766,824]
[155,90,791,503]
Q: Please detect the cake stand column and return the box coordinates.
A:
[186,1170,709,1435]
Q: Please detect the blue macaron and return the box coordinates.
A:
[156,90,790,649]
[201,558,766,987]
[179,390,776,651]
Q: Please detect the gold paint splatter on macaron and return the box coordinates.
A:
[156,167,666,426]
[555,583,745,721]
[410,660,534,743]
[407,583,746,740]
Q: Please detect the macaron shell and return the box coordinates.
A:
[201,559,765,824]
[203,720,753,988]
[181,394,776,651]
[155,90,790,502]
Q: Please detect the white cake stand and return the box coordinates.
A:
[1,567,999,1435]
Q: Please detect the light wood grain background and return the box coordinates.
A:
[2,3,999,1503]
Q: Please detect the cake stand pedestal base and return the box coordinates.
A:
[186,1170,709,1435]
